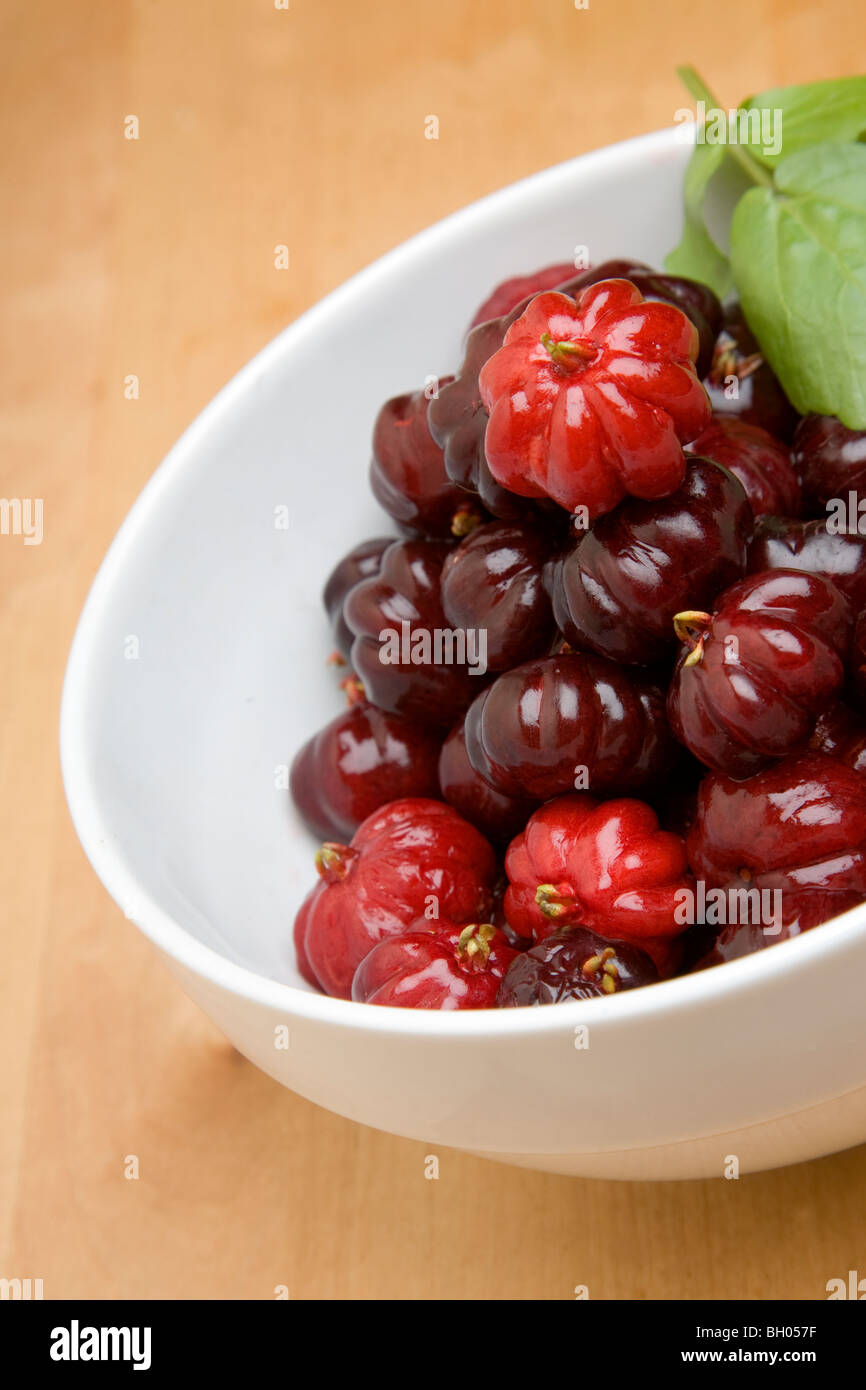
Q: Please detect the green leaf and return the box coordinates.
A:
[741,76,866,169]
[664,139,732,297]
[730,142,866,428]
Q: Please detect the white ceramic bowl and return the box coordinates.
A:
[61,128,866,1180]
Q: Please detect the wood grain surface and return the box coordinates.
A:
[2,0,865,1301]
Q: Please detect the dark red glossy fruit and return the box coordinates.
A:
[323,536,394,662]
[440,520,556,671]
[687,753,866,937]
[497,927,658,1005]
[428,307,531,520]
[438,721,537,843]
[854,611,866,705]
[469,262,577,329]
[703,302,799,441]
[547,456,752,665]
[463,653,677,802]
[351,918,516,1009]
[290,702,442,841]
[370,385,484,539]
[344,539,483,725]
[503,794,692,974]
[809,703,866,776]
[668,570,852,780]
[686,416,801,517]
[791,413,866,514]
[479,282,710,519]
[747,516,866,611]
[295,798,497,998]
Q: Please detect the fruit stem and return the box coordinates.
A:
[540,331,595,370]
[673,609,711,667]
[315,842,357,882]
[676,65,775,191]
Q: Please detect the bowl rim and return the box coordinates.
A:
[60,123,866,1038]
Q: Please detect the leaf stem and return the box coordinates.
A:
[676,65,775,190]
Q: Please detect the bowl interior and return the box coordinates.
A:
[64,132,701,990]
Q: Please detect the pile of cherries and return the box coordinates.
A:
[290,257,866,1010]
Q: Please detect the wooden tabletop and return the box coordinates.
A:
[3,0,865,1301]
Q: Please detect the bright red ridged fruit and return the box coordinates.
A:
[687,753,866,942]
[686,416,801,517]
[503,794,693,974]
[478,280,710,519]
[431,262,720,519]
[462,653,676,801]
[548,456,752,665]
[290,702,442,841]
[440,520,556,671]
[668,570,852,780]
[351,918,516,1009]
[344,538,482,726]
[370,385,484,539]
[438,721,537,843]
[295,798,497,999]
[747,516,866,611]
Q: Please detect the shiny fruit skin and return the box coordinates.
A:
[427,307,531,520]
[440,520,556,671]
[548,456,752,665]
[687,416,801,517]
[351,919,516,1009]
[668,570,852,780]
[809,703,866,777]
[687,752,866,936]
[290,702,442,841]
[792,414,866,513]
[344,538,480,726]
[370,385,483,539]
[747,516,866,611]
[469,262,577,330]
[479,282,710,519]
[438,720,537,843]
[854,611,866,705]
[430,263,717,520]
[503,794,691,974]
[323,537,393,661]
[569,259,722,377]
[497,926,658,1005]
[704,302,799,441]
[463,653,676,801]
[296,798,497,998]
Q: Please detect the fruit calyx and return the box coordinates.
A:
[580,945,621,994]
[456,921,496,967]
[707,331,763,387]
[535,883,576,919]
[540,330,597,372]
[451,504,483,539]
[340,674,366,706]
[673,609,712,667]
[314,842,358,882]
